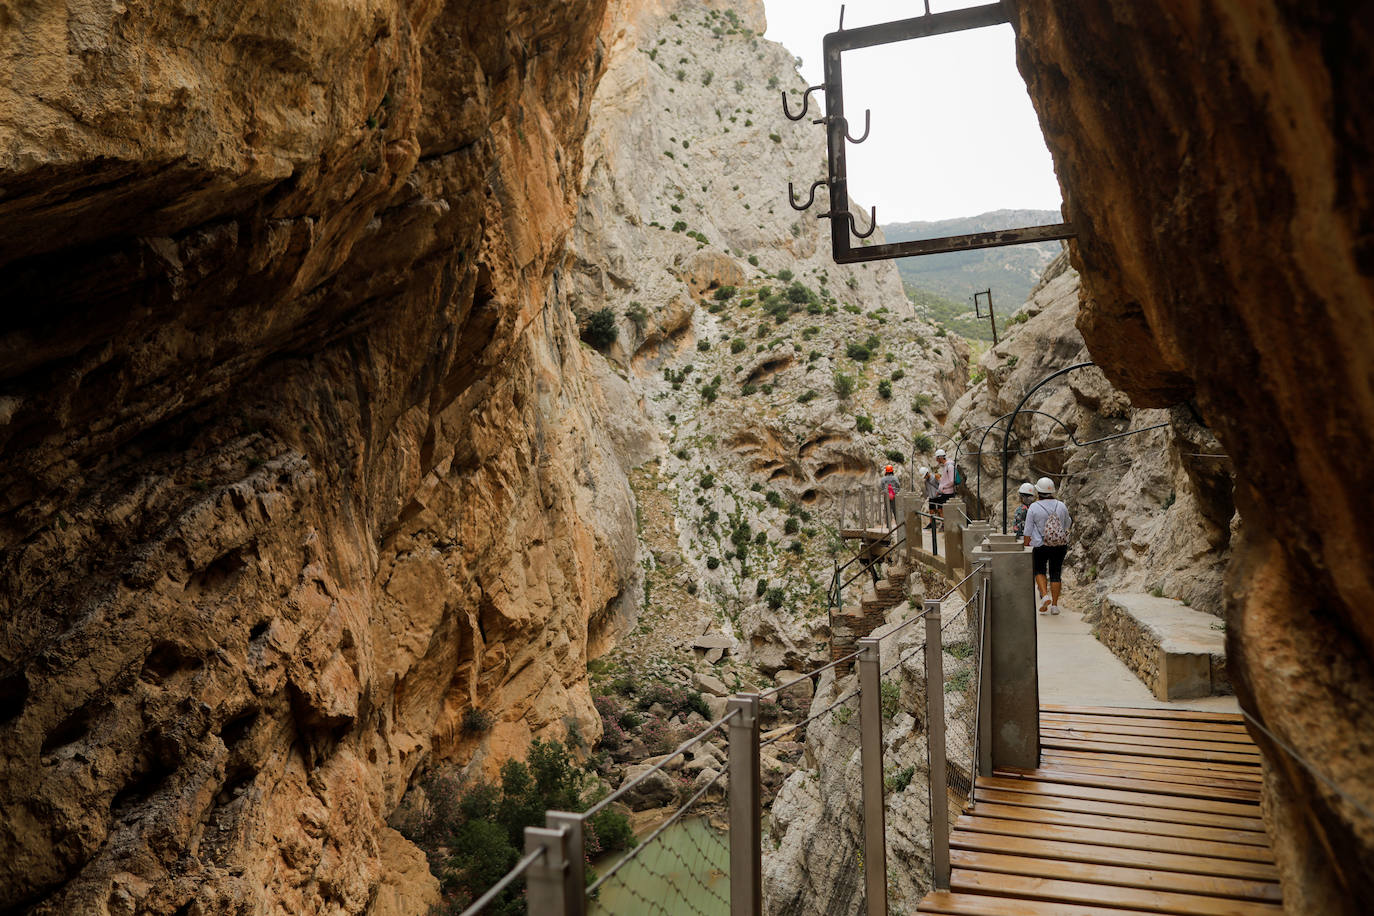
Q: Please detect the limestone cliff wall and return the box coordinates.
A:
[948,253,1235,616]
[1012,2,1374,909]
[0,2,634,913]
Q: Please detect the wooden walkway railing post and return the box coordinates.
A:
[925,598,951,890]
[857,637,888,916]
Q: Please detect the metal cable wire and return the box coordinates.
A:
[1239,708,1374,822]
[587,767,728,908]
[457,846,545,916]
[585,710,737,818]
[761,688,861,749]
[760,652,861,700]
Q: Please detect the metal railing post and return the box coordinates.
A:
[525,824,573,916]
[856,637,888,916]
[728,694,762,916]
[924,598,951,890]
[974,570,993,779]
[546,812,585,915]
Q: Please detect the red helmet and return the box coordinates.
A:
[884,465,894,473]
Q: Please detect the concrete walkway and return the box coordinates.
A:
[1036,602,1240,713]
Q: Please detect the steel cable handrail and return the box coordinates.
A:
[760,688,861,748]
[583,709,738,819]
[457,846,546,916]
[759,649,863,700]
[585,767,729,895]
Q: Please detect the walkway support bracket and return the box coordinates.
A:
[857,637,889,916]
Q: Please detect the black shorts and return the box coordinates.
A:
[930,492,953,506]
[1032,545,1068,582]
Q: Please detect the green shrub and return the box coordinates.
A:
[784,517,800,535]
[890,369,905,382]
[748,255,760,266]
[884,449,904,465]
[624,301,648,332]
[912,392,933,413]
[731,338,747,354]
[714,285,737,301]
[834,372,855,399]
[855,415,874,434]
[697,339,711,351]
[707,556,721,570]
[766,588,785,610]
[786,282,813,304]
[913,434,934,453]
[776,269,794,282]
[845,342,872,361]
[699,473,715,489]
[768,132,782,143]
[754,530,768,546]
[756,578,768,597]
[672,220,687,232]
[885,765,915,793]
[765,491,784,508]
[881,679,900,720]
[582,308,618,349]
[462,707,494,734]
[877,380,892,399]
[798,389,818,403]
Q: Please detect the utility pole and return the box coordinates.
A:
[972,288,998,345]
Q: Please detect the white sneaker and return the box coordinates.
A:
[1050,605,1061,615]
[1038,596,1051,614]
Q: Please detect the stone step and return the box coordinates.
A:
[1095,593,1231,701]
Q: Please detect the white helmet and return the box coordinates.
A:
[1035,476,1056,495]
[1018,482,1036,497]
[934,448,947,458]
[919,466,930,476]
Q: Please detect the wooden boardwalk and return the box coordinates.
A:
[917,705,1281,915]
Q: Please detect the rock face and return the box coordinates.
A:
[0,1,637,913]
[948,253,1236,617]
[565,0,969,678]
[1012,3,1374,910]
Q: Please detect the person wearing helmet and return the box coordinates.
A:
[930,448,955,524]
[1013,482,1036,539]
[1023,476,1072,615]
[921,465,940,528]
[879,464,900,527]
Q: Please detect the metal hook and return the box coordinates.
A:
[842,109,871,144]
[781,85,824,121]
[847,206,878,239]
[816,206,877,240]
[788,180,825,211]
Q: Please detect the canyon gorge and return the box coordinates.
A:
[1,0,1371,914]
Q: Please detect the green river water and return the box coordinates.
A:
[589,818,729,915]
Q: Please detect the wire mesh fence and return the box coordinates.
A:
[762,677,867,916]
[587,769,730,916]
[876,612,933,912]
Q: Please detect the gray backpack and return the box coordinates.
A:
[1042,504,1069,547]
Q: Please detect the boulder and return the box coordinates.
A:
[619,764,678,810]
[693,672,730,698]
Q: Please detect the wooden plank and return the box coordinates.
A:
[1042,712,1253,736]
[1041,727,1263,757]
[1041,750,1262,779]
[917,890,1160,915]
[949,850,1282,902]
[1032,762,1263,793]
[1039,718,1258,746]
[995,767,1261,803]
[950,869,1284,915]
[973,788,1268,832]
[1040,704,1245,724]
[962,803,1273,847]
[1041,735,1262,766]
[977,776,1261,817]
[950,830,1280,882]
[957,815,1276,862]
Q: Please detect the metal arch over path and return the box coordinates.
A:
[1000,362,1095,531]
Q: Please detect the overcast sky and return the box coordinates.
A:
[762,0,1063,224]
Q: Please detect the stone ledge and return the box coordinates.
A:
[1095,593,1231,700]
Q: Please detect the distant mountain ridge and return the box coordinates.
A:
[884,209,1065,314]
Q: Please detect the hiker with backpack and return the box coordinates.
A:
[879,464,900,527]
[1022,476,1072,615]
[931,449,959,521]
[921,465,940,529]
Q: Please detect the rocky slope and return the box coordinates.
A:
[565,0,969,679]
[1011,3,1374,909]
[0,2,635,913]
[948,252,1236,617]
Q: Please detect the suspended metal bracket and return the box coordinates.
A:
[784,0,1076,263]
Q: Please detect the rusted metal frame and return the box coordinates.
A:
[973,288,998,344]
[819,1,1076,263]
